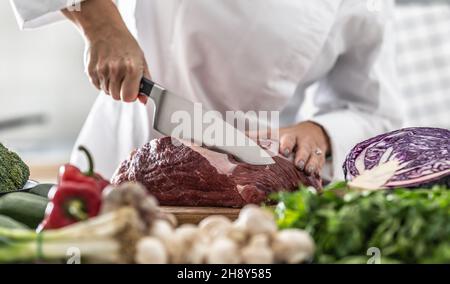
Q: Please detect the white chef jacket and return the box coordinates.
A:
[10,0,403,180]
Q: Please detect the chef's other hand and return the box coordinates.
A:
[279,121,330,176]
[62,0,150,104]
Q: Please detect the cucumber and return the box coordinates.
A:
[0,214,29,229]
[28,184,55,198]
[0,192,48,229]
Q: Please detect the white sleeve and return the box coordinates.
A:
[310,0,404,180]
[10,0,85,29]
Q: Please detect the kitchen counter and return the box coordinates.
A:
[9,141,73,184]
[29,164,60,184]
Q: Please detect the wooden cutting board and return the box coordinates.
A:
[159,206,241,225]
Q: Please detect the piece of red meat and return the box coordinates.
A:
[112,137,321,207]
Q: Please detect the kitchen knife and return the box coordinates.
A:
[139,77,275,165]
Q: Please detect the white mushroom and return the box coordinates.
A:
[206,237,241,264]
[249,234,270,247]
[149,219,174,240]
[162,234,183,264]
[174,224,201,245]
[170,224,209,264]
[135,237,168,264]
[198,215,232,239]
[234,205,277,236]
[226,225,248,246]
[184,241,209,264]
[147,219,186,263]
[158,212,178,228]
[199,215,232,231]
[241,234,274,264]
[272,229,315,264]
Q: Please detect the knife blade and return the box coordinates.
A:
[139,77,275,165]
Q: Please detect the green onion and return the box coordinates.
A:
[0,207,143,263]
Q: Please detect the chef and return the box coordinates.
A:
[10,0,403,180]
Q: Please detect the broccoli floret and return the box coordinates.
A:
[0,143,30,192]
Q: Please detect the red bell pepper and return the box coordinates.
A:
[39,181,102,230]
[38,146,109,231]
[58,146,110,194]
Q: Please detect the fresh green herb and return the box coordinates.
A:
[273,183,450,264]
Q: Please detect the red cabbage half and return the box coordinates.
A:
[343,127,450,189]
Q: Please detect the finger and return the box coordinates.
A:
[88,70,101,90]
[279,134,296,157]
[109,62,126,101]
[137,64,151,105]
[315,147,327,171]
[246,130,258,139]
[120,62,143,102]
[97,64,111,96]
[138,95,148,104]
[121,72,141,102]
[109,75,124,101]
[305,147,326,176]
[294,143,311,171]
[101,76,111,97]
[85,48,101,90]
[260,128,274,140]
[246,128,272,140]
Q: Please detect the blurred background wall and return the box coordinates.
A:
[395,1,450,129]
[0,0,96,178]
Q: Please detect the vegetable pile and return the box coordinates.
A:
[0,183,315,264]
[274,184,450,264]
[2,126,449,264]
[343,127,449,190]
[0,143,30,193]
[0,143,316,264]
[0,146,108,232]
[0,182,179,263]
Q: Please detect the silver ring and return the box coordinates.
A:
[314,148,323,156]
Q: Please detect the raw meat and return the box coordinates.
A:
[112,137,321,207]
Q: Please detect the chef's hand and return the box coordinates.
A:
[84,26,150,104]
[62,0,149,104]
[278,121,331,176]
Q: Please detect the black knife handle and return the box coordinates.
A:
[139,77,155,97]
